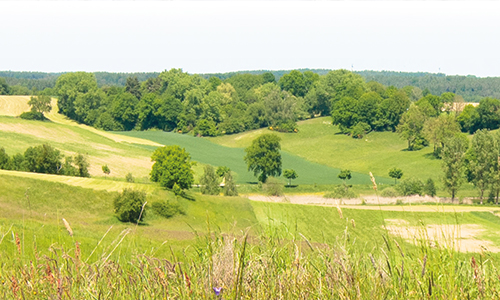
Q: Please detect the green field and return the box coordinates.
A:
[210,117,444,182]
[118,130,393,185]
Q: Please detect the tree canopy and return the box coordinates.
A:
[244,134,282,182]
[150,145,195,190]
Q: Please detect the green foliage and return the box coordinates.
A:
[467,129,498,202]
[125,173,134,183]
[380,187,399,197]
[457,105,479,133]
[113,188,147,223]
[244,134,282,182]
[397,104,428,150]
[102,164,110,176]
[442,133,469,200]
[263,177,284,196]
[20,110,45,120]
[74,154,90,178]
[216,166,230,178]
[223,171,238,196]
[388,167,403,184]
[28,94,52,114]
[283,169,298,186]
[172,183,183,196]
[200,165,220,195]
[151,199,185,219]
[337,169,352,182]
[23,144,62,174]
[0,147,11,170]
[397,178,424,196]
[424,178,437,197]
[350,122,371,138]
[150,145,194,190]
[423,113,461,157]
[323,184,357,199]
[0,77,11,95]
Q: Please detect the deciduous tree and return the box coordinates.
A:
[244,134,282,182]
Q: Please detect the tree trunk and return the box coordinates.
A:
[480,189,484,205]
[451,189,455,203]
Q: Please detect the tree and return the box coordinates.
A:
[28,94,52,115]
[223,171,238,196]
[55,72,98,120]
[0,78,11,95]
[150,145,195,190]
[74,154,90,178]
[200,165,220,195]
[388,167,403,184]
[0,148,11,170]
[338,169,352,184]
[468,129,498,204]
[396,104,428,150]
[125,76,142,100]
[244,134,282,182]
[23,144,63,174]
[424,178,437,197]
[442,134,469,201]
[126,173,134,183]
[283,169,298,186]
[113,189,147,223]
[102,164,110,177]
[423,114,461,157]
[216,166,231,178]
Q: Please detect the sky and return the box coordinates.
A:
[1,1,500,77]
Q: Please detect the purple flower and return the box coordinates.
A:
[213,287,222,296]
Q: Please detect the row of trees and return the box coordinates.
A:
[442,130,500,203]
[0,145,90,177]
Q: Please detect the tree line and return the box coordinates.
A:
[0,145,90,178]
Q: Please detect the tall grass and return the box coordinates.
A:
[1,218,500,299]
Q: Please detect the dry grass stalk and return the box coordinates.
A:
[369,172,377,190]
[337,205,343,219]
[62,218,73,236]
[14,232,21,255]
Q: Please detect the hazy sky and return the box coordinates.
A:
[1,1,499,77]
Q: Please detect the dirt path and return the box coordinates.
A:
[246,194,497,212]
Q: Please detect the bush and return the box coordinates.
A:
[200,165,220,195]
[263,177,284,196]
[152,199,185,219]
[113,189,147,223]
[126,173,134,183]
[351,122,371,139]
[273,120,298,133]
[19,111,45,121]
[324,184,357,199]
[423,178,437,197]
[380,187,399,197]
[397,178,424,196]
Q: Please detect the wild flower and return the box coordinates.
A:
[213,287,222,296]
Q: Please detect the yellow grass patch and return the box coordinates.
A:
[385,219,500,253]
[0,95,31,116]
[0,169,156,193]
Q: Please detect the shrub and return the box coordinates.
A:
[423,178,437,197]
[223,171,238,196]
[324,184,357,199]
[351,122,371,139]
[200,165,220,195]
[126,173,134,183]
[152,199,185,219]
[19,111,45,121]
[397,178,424,196]
[113,189,147,223]
[380,187,399,197]
[273,120,298,133]
[263,177,284,196]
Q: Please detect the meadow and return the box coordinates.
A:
[3,95,500,298]
[2,174,500,298]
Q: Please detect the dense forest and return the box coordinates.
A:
[3,69,500,145]
[2,70,500,102]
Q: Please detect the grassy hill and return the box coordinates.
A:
[117,130,390,185]
[210,117,443,182]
